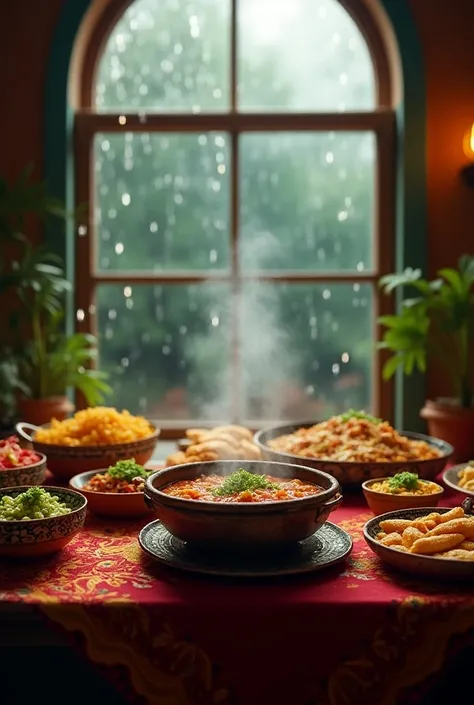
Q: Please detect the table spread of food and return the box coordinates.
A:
[3,407,474,705]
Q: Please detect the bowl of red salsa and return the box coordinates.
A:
[69,459,154,518]
[0,436,47,489]
[144,460,341,549]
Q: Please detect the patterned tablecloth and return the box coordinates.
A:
[1,480,474,705]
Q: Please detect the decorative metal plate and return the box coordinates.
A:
[139,521,352,577]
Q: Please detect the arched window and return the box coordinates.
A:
[74,0,396,435]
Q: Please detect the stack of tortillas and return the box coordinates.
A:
[165,425,261,466]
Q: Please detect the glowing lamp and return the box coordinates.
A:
[461,124,474,188]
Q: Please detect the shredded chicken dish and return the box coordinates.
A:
[267,411,442,463]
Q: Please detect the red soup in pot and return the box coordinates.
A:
[162,469,323,503]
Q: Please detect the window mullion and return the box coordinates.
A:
[239,272,380,282]
[230,130,241,423]
[374,117,396,422]
[230,0,237,112]
[91,273,233,284]
[75,111,394,134]
[229,0,240,423]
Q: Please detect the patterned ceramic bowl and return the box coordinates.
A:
[0,486,87,558]
[254,422,453,489]
[16,422,160,481]
[0,453,47,489]
[70,469,153,518]
[364,506,474,579]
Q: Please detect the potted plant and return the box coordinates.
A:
[0,166,69,425]
[0,350,29,435]
[17,270,112,426]
[378,255,474,460]
[0,166,111,425]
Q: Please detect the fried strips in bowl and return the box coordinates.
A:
[443,463,474,497]
[364,506,474,578]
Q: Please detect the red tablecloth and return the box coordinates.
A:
[1,479,474,705]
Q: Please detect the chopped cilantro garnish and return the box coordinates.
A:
[213,469,278,497]
[339,409,382,424]
[107,459,148,483]
[21,487,45,504]
[388,472,419,492]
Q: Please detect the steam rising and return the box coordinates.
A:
[187,231,301,422]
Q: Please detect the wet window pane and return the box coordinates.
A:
[239,132,375,272]
[238,0,375,112]
[94,132,230,271]
[95,0,230,112]
[90,0,381,425]
[239,283,373,422]
[97,283,232,422]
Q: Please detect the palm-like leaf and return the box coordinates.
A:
[0,165,101,413]
[379,255,474,406]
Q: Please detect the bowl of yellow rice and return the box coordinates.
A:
[362,472,444,515]
[16,408,160,480]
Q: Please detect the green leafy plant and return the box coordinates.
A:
[19,269,112,405]
[0,165,68,307]
[0,166,110,408]
[0,167,71,423]
[0,350,29,426]
[378,255,474,408]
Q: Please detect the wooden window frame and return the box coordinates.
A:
[74,0,396,438]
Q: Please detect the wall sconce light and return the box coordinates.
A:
[461,124,474,188]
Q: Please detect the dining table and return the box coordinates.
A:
[1,465,474,705]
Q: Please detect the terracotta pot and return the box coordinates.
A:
[362,478,444,516]
[144,460,341,549]
[420,399,474,462]
[17,396,74,427]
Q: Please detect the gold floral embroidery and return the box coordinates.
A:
[321,597,474,705]
[41,603,232,705]
[0,518,153,602]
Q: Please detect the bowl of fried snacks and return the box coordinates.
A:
[443,463,474,496]
[165,425,261,467]
[364,505,474,578]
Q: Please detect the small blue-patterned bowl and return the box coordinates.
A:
[0,486,87,558]
[0,453,47,489]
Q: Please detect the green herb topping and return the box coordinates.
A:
[107,459,148,483]
[339,409,382,424]
[20,487,44,504]
[388,472,420,492]
[213,469,278,497]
